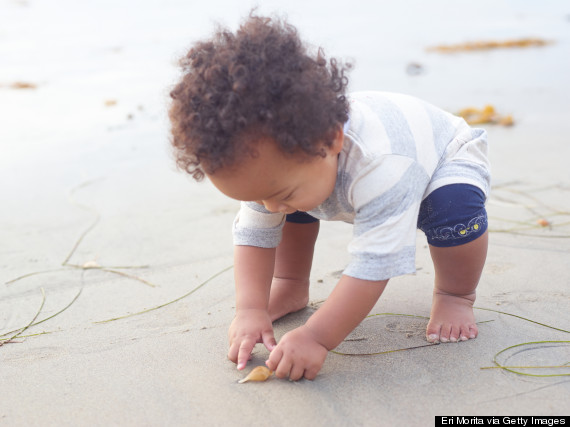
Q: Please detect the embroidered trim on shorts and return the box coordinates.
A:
[425,214,487,242]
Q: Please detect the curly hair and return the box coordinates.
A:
[168,13,351,181]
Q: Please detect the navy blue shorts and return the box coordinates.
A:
[285,210,320,224]
[286,183,487,248]
[417,184,488,247]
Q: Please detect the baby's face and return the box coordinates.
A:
[207,133,343,214]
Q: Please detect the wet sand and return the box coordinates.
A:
[1,1,569,425]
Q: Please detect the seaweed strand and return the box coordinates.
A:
[489,341,570,377]
[474,307,570,333]
[95,265,233,323]
[0,288,46,346]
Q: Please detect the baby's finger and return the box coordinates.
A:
[289,364,305,382]
[273,354,293,379]
[267,346,292,379]
[262,330,277,352]
[227,340,240,364]
[265,345,283,372]
[303,365,319,381]
[237,338,256,370]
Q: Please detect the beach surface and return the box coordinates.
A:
[1,1,569,425]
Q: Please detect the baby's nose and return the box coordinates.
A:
[263,200,288,214]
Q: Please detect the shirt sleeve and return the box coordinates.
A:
[232,201,286,248]
[343,155,430,281]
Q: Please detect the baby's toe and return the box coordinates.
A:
[427,333,440,343]
[449,326,461,343]
[459,324,478,341]
[426,321,442,343]
[458,324,469,341]
[439,323,452,343]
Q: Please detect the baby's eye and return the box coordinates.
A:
[282,191,294,201]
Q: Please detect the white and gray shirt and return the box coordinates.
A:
[232,91,490,281]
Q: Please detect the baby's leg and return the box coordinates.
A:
[426,231,488,342]
[268,219,319,321]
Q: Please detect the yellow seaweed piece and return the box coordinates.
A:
[457,105,514,126]
[428,38,552,53]
[238,366,273,384]
[5,82,37,90]
[498,115,514,126]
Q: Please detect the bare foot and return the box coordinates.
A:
[268,277,310,322]
[426,290,478,343]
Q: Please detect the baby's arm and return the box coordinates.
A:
[228,245,277,369]
[266,275,388,380]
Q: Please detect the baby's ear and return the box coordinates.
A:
[330,125,345,154]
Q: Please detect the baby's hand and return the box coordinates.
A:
[266,325,328,381]
[228,308,277,370]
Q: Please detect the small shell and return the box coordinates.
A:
[537,218,550,227]
[238,366,273,384]
[82,260,100,269]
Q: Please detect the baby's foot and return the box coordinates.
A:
[426,290,478,343]
[268,277,310,322]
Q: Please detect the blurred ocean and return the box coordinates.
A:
[1,0,569,203]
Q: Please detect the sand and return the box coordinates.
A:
[1,1,569,425]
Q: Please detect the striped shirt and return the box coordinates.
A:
[233,91,491,281]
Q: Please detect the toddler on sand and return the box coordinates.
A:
[169,13,490,381]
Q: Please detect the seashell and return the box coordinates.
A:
[537,218,550,227]
[82,260,100,269]
[238,366,273,384]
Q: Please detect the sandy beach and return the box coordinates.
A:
[1,1,569,425]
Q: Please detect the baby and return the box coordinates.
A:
[169,14,490,381]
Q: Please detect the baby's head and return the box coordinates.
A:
[169,13,351,187]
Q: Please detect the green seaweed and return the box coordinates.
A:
[2,179,156,348]
[0,287,82,339]
[60,180,102,267]
[0,288,45,346]
[474,307,569,333]
[485,341,570,377]
[7,179,155,288]
[95,265,233,323]
[332,308,569,380]
[332,342,439,357]
[332,312,490,356]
